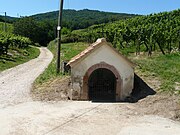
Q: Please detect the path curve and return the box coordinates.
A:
[0,47,53,108]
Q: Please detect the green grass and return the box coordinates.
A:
[35,40,88,84]
[0,22,13,33]
[132,52,180,93]
[0,46,40,71]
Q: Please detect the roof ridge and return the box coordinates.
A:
[67,38,136,68]
[67,38,105,66]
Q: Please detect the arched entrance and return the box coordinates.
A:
[82,62,121,101]
[88,68,116,101]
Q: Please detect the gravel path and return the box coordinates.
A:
[0,101,180,135]
[0,47,53,108]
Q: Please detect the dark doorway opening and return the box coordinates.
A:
[88,68,116,101]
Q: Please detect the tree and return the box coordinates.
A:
[13,17,39,43]
[13,17,56,46]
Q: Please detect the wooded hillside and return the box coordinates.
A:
[31,9,138,30]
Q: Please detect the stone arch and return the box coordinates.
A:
[81,62,122,101]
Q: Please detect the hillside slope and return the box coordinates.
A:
[31,9,138,30]
[68,9,180,55]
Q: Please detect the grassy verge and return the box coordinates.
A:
[0,22,13,33]
[34,40,88,85]
[131,52,180,93]
[0,46,40,71]
[32,40,88,101]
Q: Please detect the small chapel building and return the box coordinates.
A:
[67,38,135,101]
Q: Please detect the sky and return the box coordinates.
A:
[0,0,180,17]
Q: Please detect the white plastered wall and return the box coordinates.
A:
[71,43,134,100]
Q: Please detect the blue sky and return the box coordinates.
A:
[0,0,180,17]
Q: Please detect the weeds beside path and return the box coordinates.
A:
[130,52,180,93]
[34,40,88,85]
[0,46,40,72]
[32,41,88,100]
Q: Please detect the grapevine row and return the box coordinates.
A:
[66,9,180,55]
[0,32,32,55]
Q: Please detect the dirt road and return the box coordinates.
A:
[0,47,53,108]
[0,101,180,135]
[0,47,180,135]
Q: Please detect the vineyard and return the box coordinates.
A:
[0,32,32,55]
[0,31,40,71]
[0,22,13,33]
[65,9,180,55]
